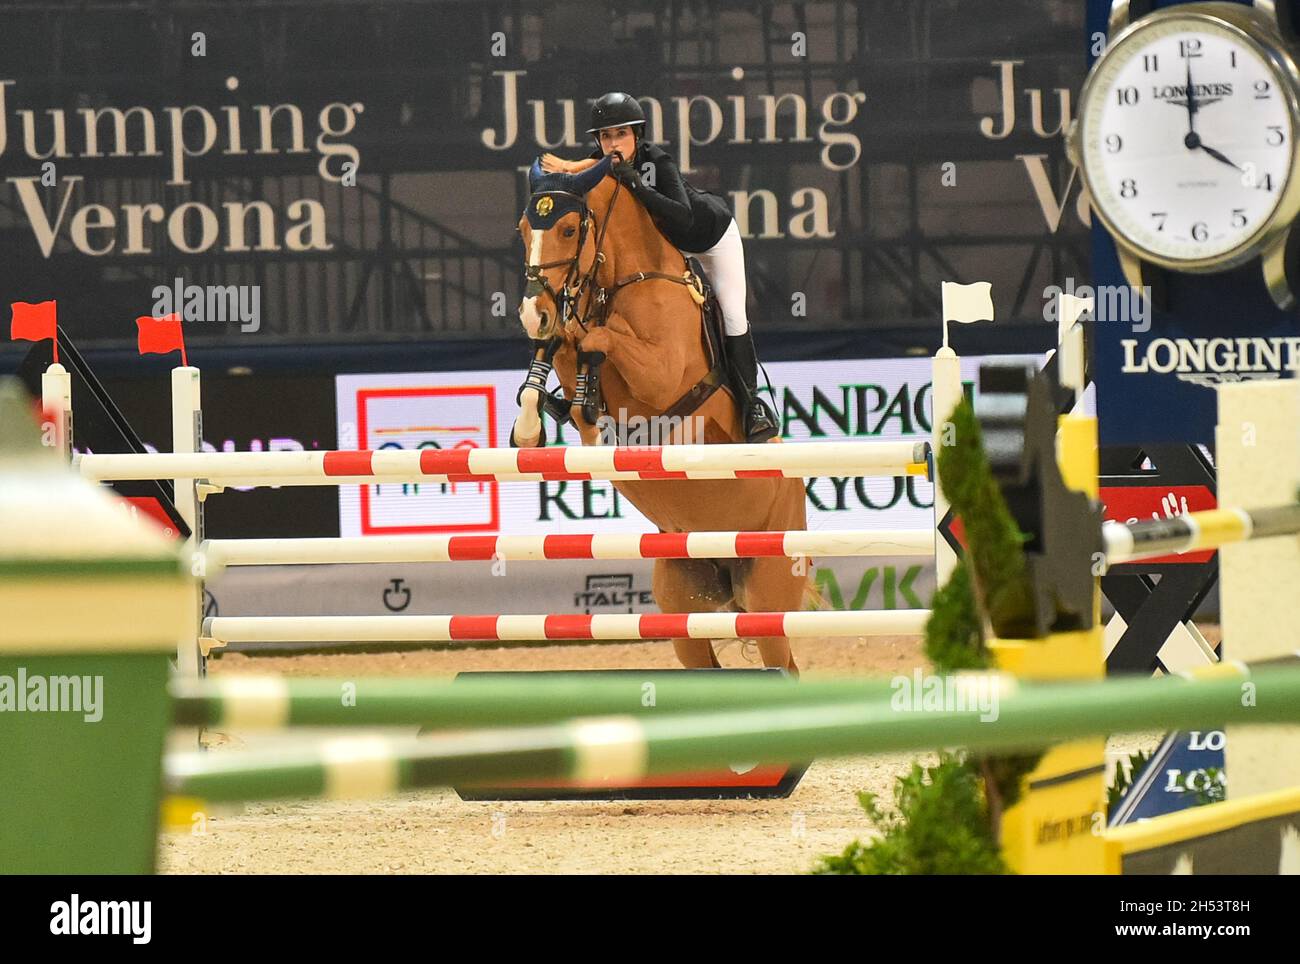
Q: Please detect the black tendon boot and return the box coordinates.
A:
[724,330,779,442]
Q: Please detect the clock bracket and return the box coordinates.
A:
[1112,1,1298,44]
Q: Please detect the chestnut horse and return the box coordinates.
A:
[511,154,808,672]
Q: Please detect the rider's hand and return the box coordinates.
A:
[612,160,641,189]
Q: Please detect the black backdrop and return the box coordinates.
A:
[0,0,1085,371]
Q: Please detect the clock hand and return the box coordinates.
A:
[1185,58,1198,134]
[1198,142,1242,170]
[1183,127,1243,170]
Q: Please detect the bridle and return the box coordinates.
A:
[523,177,626,337]
[514,153,723,436]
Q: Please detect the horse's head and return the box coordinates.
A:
[516,154,614,340]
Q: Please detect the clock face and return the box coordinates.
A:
[1081,15,1298,265]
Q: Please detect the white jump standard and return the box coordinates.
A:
[48,338,968,674]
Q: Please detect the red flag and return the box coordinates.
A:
[135,314,187,367]
[10,300,58,363]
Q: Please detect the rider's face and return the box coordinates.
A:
[598,126,637,162]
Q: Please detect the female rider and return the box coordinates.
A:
[544,91,778,443]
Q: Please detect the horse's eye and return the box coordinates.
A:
[562,226,576,238]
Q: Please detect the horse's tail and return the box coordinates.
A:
[801,566,828,611]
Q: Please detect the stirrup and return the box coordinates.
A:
[744,398,779,443]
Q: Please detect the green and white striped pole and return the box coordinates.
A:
[165,661,1300,803]
[170,672,906,730]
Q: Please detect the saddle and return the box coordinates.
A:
[662,256,729,423]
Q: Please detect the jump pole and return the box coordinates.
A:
[200,608,933,648]
[163,661,1300,803]
[170,672,911,729]
[1103,503,1300,565]
[199,528,936,569]
[75,440,933,486]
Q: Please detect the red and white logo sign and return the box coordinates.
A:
[1099,484,1217,564]
[353,385,499,535]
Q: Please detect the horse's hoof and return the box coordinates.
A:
[509,423,544,448]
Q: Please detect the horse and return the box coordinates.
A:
[510,153,809,673]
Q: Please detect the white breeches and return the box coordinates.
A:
[685,219,749,336]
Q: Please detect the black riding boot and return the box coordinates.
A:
[724,331,779,443]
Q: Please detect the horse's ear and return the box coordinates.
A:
[528,156,544,189]
[571,154,613,195]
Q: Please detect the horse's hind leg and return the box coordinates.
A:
[652,557,732,669]
[732,556,806,676]
[760,637,798,676]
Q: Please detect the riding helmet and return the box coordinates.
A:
[587,92,646,140]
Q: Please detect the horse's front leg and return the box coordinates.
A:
[510,336,562,448]
[578,311,687,413]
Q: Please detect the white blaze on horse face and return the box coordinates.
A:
[519,228,548,338]
[519,295,544,338]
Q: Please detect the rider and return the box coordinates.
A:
[584,91,779,443]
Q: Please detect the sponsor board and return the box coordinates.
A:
[350,384,499,534]
[206,555,936,651]
[1109,731,1227,826]
[334,355,1010,537]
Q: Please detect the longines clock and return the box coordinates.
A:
[1072,1,1300,308]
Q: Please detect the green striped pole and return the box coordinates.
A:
[165,661,1300,803]
[170,672,905,729]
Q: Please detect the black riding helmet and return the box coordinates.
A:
[587,92,645,151]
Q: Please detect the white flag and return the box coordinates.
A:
[941,281,994,324]
[1057,292,1093,343]
[1056,292,1093,396]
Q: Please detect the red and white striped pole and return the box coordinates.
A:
[200,528,935,570]
[201,609,932,647]
[76,440,932,487]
